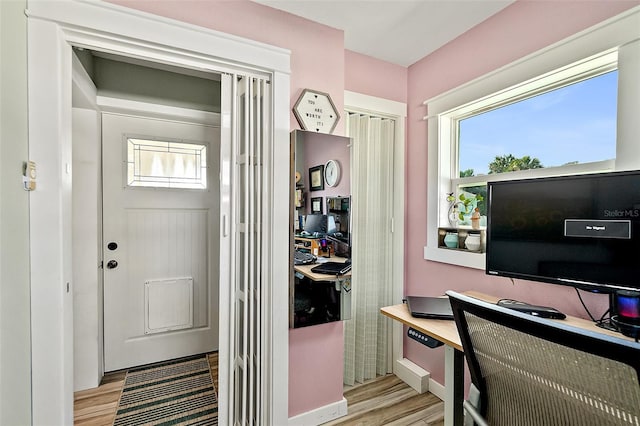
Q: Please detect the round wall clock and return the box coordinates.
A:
[324,160,341,187]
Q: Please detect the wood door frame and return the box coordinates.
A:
[27,1,290,424]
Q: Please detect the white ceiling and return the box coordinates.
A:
[253,0,515,67]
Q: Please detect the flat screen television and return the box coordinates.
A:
[486,170,640,294]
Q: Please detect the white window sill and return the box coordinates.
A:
[424,246,485,270]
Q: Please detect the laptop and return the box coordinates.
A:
[406,296,454,320]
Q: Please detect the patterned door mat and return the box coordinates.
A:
[114,355,218,426]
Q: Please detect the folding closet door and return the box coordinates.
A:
[220,73,271,426]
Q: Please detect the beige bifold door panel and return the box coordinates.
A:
[102,113,220,371]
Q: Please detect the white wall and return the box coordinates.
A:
[0,0,33,423]
[72,108,103,391]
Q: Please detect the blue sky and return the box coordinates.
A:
[458,70,618,176]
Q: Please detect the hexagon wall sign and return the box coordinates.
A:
[293,89,340,134]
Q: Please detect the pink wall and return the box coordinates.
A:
[405,0,639,385]
[108,0,346,417]
[103,0,639,417]
[302,132,351,212]
[109,0,345,134]
[344,50,408,104]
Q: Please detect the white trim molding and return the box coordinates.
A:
[26,0,290,74]
[394,358,431,394]
[345,91,407,118]
[288,398,348,426]
[428,378,446,402]
[97,96,222,126]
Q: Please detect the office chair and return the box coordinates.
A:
[446,291,640,426]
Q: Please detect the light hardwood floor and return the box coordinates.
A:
[73,353,219,426]
[323,375,445,426]
[74,353,443,425]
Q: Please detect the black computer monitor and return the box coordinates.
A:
[303,214,337,235]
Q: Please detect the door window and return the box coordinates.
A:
[127,137,207,189]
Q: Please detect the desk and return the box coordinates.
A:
[380,291,637,426]
[293,257,352,281]
[381,301,464,426]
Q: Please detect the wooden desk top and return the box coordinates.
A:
[294,257,351,282]
[381,303,462,350]
[381,291,638,350]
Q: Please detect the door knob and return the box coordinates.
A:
[106,260,118,269]
[107,242,118,251]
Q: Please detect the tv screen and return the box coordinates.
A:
[486,170,640,293]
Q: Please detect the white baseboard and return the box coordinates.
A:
[394,358,430,394]
[428,377,445,401]
[288,397,348,426]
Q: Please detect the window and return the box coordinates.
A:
[424,9,640,269]
[458,70,618,178]
[453,57,618,219]
[127,138,207,189]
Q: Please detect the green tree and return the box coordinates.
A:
[488,154,543,174]
[459,168,474,178]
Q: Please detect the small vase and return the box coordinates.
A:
[444,232,459,248]
[465,233,481,252]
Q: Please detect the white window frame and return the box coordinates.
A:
[424,7,640,269]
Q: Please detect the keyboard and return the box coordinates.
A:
[294,250,316,265]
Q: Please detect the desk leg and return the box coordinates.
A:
[444,346,464,426]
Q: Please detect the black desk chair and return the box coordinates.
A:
[446,291,640,426]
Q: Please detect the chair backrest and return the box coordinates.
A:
[447,291,640,426]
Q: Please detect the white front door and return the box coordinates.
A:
[102,113,219,371]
